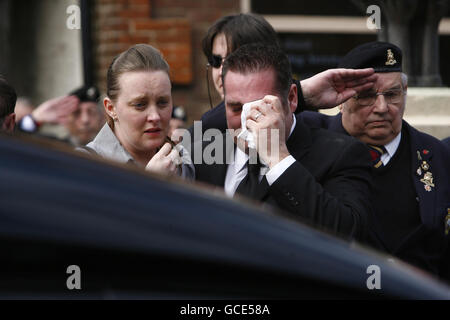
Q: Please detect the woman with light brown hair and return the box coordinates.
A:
[82,44,192,179]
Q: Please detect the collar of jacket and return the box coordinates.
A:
[286,116,312,161]
[87,123,135,164]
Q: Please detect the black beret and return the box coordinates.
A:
[172,106,187,121]
[69,86,100,103]
[338,41,402,72]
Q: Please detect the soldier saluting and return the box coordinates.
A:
[301,42,450,283]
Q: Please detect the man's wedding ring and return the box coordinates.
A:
[255,112,262,120]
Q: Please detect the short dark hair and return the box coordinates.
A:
[202,13,280,65]
[0,76,17,120]
[222,44,292,106]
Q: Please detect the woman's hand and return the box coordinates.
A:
[145,143,181,176]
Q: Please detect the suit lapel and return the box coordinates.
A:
[208,162,228,187]
[215,132,234,186]
[406,121,437,228]
[195,132,231,187]
[287,117,312,161]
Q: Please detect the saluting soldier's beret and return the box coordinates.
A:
[69,86,100,103]
[338,41,402,72]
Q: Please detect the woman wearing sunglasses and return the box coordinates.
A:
[200,13,280,134]
[197,14,379,138]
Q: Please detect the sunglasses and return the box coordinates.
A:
[208,54,225,68]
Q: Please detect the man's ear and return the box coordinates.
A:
[288,83,298,114]
[104,97,116,120]
[1,113,16,133]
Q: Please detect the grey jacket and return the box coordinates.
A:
[78,124,194,180]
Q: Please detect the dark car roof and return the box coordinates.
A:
[0,133,448,299]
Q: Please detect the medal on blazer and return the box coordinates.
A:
[421,161,430,171]
[420,172,434,192]
[416,150,434,192]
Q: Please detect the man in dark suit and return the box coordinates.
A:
[300,41,450,282]
[193,43,373,242]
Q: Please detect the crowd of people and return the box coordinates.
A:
[0,13,449,284]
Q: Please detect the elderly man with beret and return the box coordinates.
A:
[18,86,103,146]
[300,41,450,282]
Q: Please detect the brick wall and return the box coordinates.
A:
[92,0,240,123]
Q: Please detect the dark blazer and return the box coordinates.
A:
[193,117,373,242]
[442,137,450,149]
[300,111,450,281]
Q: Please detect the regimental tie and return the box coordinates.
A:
[368,145,387,168]
[235,158,265,200]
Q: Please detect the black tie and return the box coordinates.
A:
[235,159,263,199]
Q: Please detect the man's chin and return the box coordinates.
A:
[363,130,395,145]
[144,141,163,152]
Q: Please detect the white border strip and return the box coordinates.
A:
[263,15,450,35]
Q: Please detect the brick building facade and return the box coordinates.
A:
[92,0,240,123]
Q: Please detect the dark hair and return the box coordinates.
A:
[106,44,170,127]
[0,76,17,120]
[222,43,292,106]
[202,13,280,64]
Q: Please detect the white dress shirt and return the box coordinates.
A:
[224,114,297,197]
[381,132,401,166]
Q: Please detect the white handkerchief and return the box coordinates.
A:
[238,99,267,149]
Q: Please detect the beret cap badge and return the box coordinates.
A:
[385,49,397,66]
[69,85,100,103]
[87,87,97,100]
[338,41,402,73]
